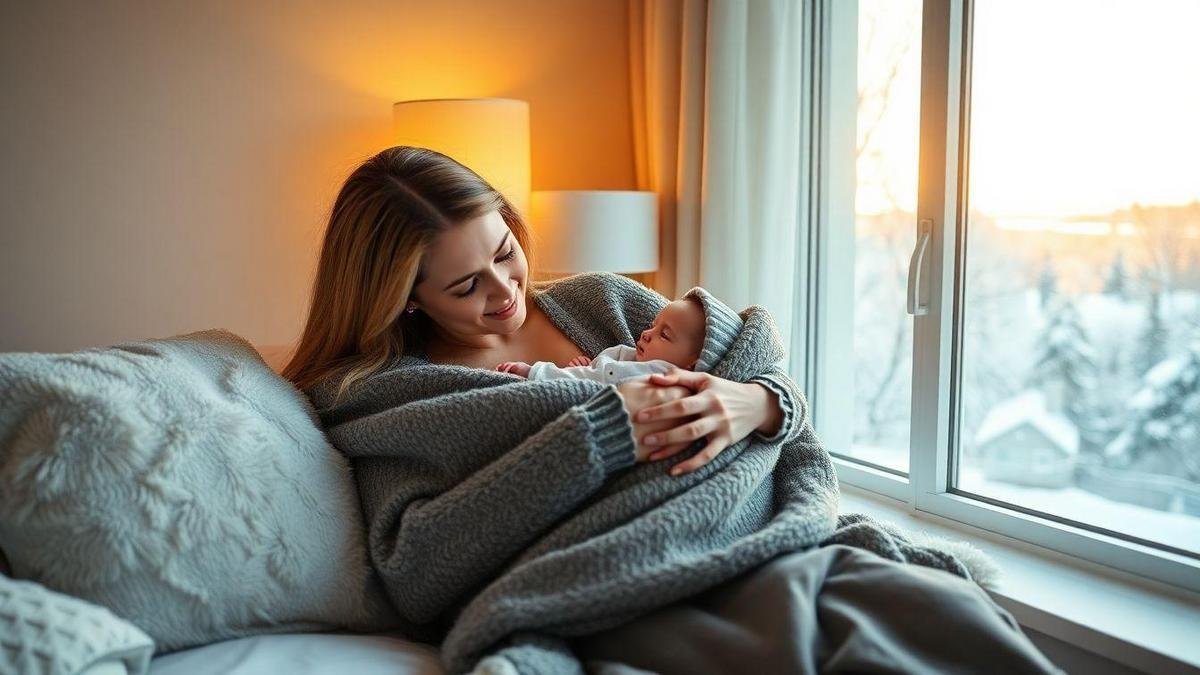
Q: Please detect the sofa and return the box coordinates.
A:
[0,331,452,675]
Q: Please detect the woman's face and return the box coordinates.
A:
[410,209,529,342]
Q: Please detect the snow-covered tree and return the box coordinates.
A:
[1182,250,1200,292]
[1103,251,1129,299]
[1028,298,1100,450]
[1105,337,1200,482]
[1134,288,1168,378]
[1037,257,1058,310]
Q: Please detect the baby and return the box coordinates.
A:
[496,295,706,384]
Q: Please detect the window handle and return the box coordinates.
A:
[907,219,933,316]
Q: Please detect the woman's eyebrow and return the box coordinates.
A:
[442,231,510,291]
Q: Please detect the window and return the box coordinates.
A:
[808,0,923,478]
[802,0,1200,591]
[849,0,922,475]
[957,0,1200,559]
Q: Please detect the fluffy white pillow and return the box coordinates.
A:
[0,330,398,652]
[0,575,154,675]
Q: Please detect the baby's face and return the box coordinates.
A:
[636,299,705,368]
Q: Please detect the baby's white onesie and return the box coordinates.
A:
[527,345,676,385]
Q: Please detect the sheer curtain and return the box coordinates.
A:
[629,0,804,353]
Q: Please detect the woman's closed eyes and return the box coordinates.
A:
[455,246,517,298]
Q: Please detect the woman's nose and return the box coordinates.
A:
[484,272,512,299]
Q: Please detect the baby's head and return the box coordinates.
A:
[635,296,706,369]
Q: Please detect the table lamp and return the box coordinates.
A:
[392,98,531,218]
[531,190,658,273]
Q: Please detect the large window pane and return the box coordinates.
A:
[838,0,922,473]
[956,0,1200,555]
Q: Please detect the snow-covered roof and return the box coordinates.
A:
[974,389,1080,454]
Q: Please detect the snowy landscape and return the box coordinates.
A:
[846,205,1200,556]
[835,0,1200,557]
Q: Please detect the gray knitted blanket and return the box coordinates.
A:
[308,272,977,675]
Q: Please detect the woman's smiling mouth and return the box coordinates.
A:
[485,296,517,319]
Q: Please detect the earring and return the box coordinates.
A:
[406,305,416,314]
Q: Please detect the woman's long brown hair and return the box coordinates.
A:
[282,146,533,403]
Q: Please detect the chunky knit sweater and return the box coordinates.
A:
[307,272,974,675]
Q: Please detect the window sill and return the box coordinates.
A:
[838,482,1200,674]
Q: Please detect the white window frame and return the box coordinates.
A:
[794,0,1200,594]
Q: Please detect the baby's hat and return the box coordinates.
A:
[681,287,744,373]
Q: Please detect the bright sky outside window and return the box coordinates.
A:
[955,0,1200,556]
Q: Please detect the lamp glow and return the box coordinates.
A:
[392,98,531,218]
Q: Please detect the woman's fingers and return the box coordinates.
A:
[643,417,717,447]
[647,368,710,390]
[639,371,777,475]
[669,437,725,476]
[635,393,707,423]
[620,380,700,463]
[646,369,681,386]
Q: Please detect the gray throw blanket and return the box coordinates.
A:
[308,272,979,674]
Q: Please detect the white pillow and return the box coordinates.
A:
[0,330,398,652]
[0,575,153,675]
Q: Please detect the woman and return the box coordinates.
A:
[284,146,1060,674]
[284,147,790,476]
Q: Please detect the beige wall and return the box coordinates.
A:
[0,0,636,352]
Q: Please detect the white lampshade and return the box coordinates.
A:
[531,191,659,273]
[392,98,531,218]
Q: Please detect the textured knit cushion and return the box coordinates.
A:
[0,330,398,652]
[0,575,153,675]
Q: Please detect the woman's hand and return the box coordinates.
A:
[615,379,697,463]
[635,368,781,476]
